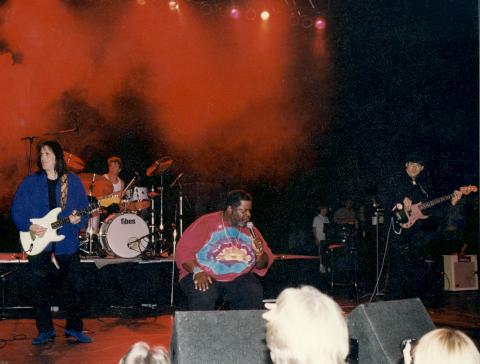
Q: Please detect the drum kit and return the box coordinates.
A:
[65,153,180,259]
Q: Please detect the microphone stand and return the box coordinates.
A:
[21,126,77,175]
[20,135,39,175]
[373,208,385,297]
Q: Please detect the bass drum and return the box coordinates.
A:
[99,213,149,258]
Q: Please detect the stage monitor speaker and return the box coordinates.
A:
[347,298,435,364]
[170,310,271,364]
[443,255,478,291]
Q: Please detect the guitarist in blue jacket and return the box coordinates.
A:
[11,140,92,345]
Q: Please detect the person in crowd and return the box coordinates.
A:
[175,189,273,310]
[312,205,329,273]
[403,328,480,364]
[119,341,170,364]
[333,199,357,226]
[11,140,92,344]
[263,286,350,364]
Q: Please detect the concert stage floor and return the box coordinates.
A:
[0,293,478,364]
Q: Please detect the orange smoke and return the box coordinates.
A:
[0,0,331,210]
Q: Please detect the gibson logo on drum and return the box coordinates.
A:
[121,218,136,224]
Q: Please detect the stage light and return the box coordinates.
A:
[301,15,313,29]
[315,18,326,30]
[230,8,240,19]
[168,1,179,11]
[136,0,146,5]
[260,10,270,21]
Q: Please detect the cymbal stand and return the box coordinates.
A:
[158,172,165,253]
[149,186,158,255]
[170,228,178,306]
[81,174,97,256]
[178,182,184,237]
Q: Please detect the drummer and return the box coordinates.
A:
[104,156,125,194]
[86,156,124,234]
[102,156,125,218]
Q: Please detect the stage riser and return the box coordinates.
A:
[0,259,323,309]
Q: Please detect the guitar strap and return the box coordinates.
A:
[61,174,68,210]
[51,174,68,269]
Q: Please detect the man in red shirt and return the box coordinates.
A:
[176,190,273,310]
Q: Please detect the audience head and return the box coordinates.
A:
[119,341,170,364]
[410,328,480,364]
[263,286,349,364]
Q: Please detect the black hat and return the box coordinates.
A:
[404,151,424,166]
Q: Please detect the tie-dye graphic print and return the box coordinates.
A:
[196,227,256,281]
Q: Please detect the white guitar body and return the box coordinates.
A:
[20,208,66,256]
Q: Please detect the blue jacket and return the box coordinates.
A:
[11,171,89,255]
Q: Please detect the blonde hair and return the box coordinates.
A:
[119,341,170,364]
[263,286,349,364]
[413,328,480,364]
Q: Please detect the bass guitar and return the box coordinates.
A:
[392,185,477,229]
[20,195,120,255]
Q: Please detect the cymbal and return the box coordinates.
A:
[64,151,85,173]
[79,173,113,198]
[146,157,173,177]
[147,191,161,198]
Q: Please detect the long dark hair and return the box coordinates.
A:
[36,140,68,176]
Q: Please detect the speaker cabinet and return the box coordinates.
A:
[443,255,478,291]
[347,298,435,364]
[170,310,270,364]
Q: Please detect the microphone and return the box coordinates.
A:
[246,222,257,239]
[170,172,184,188]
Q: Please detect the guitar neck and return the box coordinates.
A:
[419,193,454,211]
[51,204,98,229]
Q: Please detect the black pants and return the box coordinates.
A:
[180,273,264,311]
[385,246,425,300]
[29,252,84,333]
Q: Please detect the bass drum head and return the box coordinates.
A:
[99,213,149,258]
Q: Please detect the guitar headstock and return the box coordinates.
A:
[98,194,121,208]
[459,185,478,195]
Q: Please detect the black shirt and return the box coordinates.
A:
[47,178,58,210]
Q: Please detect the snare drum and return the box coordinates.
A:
[98,213,149,258]
[125,187,151,211]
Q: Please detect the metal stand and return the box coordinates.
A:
[158,173,165,252]
[170,228,178,306]
[373,209,385,297]
[150,186,158,255]
[20,135,39,175]
[327,243,359,304]
[1,269,17,319]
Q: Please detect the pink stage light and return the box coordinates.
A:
[315,18,326,30]
[230,8,240,19]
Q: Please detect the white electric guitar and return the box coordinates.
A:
[20,195,120,255]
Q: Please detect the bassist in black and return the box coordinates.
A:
[378,153,463,301]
